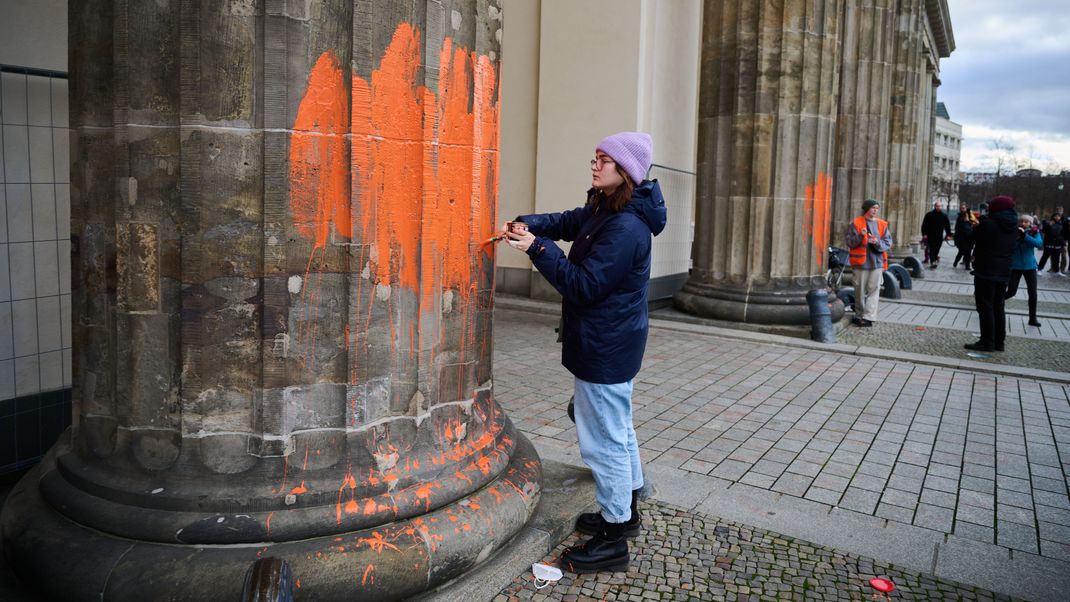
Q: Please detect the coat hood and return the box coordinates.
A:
[625,179,667,236]
[989,209,1018,232]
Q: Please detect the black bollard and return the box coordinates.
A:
[241,557,295,602]
[807,289,836,343]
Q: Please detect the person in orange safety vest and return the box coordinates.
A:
[844,199,893,327]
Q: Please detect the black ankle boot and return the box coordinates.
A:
[575,489,641,537]
[560,521,630,573]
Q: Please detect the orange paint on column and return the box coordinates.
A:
[290,51,350,249]
[804,172,833,268]
[350,24,426,291]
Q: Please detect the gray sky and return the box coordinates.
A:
[940,0,1070,172]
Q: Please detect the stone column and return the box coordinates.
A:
[675,0,845,325]
[1,1,539,600]
[832,0,895,241]
[885,0,925,256]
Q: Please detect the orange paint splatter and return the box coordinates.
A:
[362,564,375,586]
[359,531,400,553]
[804,172,832,269]
[290,482,308,495]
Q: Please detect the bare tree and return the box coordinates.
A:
[989,137,1018,176]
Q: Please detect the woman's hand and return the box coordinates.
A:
[506,229,536,252]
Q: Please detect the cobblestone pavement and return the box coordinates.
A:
[873,301,1070,340]
[837,319,1070,370]
[496,501,1019,601]
[491,304,1070,600]
[895,290,1070,317]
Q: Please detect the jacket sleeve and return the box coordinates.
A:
[875,224,893,253]
[1025,231,1043,249]
[526,220,640,307]
[517,205,590,242]
[845,222,865,249]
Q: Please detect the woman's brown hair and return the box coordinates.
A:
[591,165,634,213]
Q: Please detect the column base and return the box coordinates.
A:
[1,433,542,601]
[673,280,845,325]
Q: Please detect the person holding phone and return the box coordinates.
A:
[1005,213,1043,327]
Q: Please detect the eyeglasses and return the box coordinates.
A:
[590,157,616,169]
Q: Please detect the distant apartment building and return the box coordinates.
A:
[932,102,963,206]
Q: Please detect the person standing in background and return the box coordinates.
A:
[1038,208,1065,275]
[1057,207,1069,274]
[953,201,978,270]
[921,201,952,269]
[966,196,1018,352]
[845,199,893,327]
[1005,213,1043,328]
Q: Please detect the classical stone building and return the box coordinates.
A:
[932,102,963,209]
[498,0,954,324]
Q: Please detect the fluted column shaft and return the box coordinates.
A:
[675,0,844,325]
[2,1,540,600]
[886,0,926,255]
[832,0,895,241]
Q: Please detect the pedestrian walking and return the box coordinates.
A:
[501,131,666,574]
[921,201,952,268]
[1005,214,1043,327]
[845,199,893,327]
[1037,208,1066,275]
[966,195,1018,352]
[953,202,978,270]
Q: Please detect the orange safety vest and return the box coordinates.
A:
[849,215,888,269]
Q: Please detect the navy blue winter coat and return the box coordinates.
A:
[518,180,667,384]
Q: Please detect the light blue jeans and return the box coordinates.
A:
[573,377,644,523]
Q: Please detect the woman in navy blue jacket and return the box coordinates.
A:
[502,132,666,573]
[1004,213,1043,327]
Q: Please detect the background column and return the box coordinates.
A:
[675,0,845,325]
[832,0,895,242]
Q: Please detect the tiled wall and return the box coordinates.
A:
[1,67,72,472]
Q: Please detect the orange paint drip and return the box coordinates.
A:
[362,564,375,586]
[290,482,308,495]
[804,172,832,269]
[290,51,350,249]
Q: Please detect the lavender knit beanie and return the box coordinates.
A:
[596,132,653,184]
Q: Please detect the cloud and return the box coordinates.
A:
[940,0,1070,169]
[959,124,1070,172]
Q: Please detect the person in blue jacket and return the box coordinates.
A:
[501,131,666,574]
[1004,213,1043,327]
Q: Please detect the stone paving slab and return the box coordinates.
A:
[491,305,1070,601]
[495,500,1022,601]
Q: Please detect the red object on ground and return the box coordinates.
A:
[869,577,896,593]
